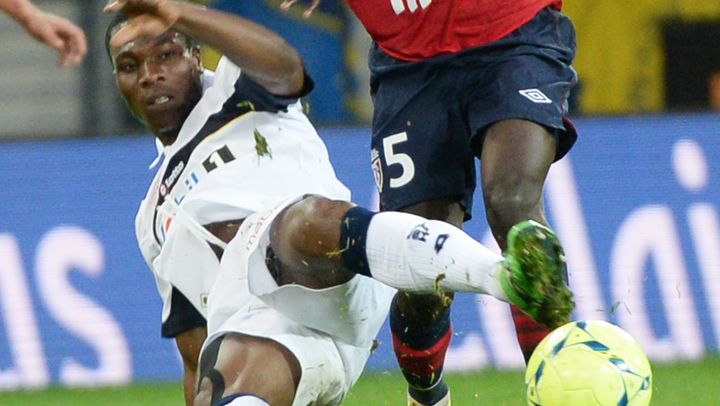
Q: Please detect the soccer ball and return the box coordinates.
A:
[525,320,652,406]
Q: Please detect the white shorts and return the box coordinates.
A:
[204,197,396,405]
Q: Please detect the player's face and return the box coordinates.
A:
[110,31,203,142]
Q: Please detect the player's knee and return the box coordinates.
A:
[292,194,353,218]
[272,195,354,259]
[483,184,540,223]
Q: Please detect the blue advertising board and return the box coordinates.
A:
[211,0,351,123]
[0,114,719,387]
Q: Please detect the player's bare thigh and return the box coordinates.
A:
[194,333,301,406]
[480,119,557,246]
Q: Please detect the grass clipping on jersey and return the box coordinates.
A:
[254,128,272,159]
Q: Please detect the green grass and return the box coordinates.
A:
[1,357,718,405]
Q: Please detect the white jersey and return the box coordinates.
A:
[135,57,351,332]
[135,57,395,404]
[205,199,395,404]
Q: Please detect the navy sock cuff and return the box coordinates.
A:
[339,206,375,277]
[212,393,268,406]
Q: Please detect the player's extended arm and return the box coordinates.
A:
[104,0,304,96]
[0,0,87,67]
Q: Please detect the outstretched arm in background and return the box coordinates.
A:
[0,0,86,67]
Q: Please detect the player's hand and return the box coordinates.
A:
[104,0,181,48]
[23,10,87,67]
[280,0,322,17]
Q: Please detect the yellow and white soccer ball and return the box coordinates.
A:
[525,320,652,406]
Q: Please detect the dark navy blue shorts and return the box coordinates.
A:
[368,7,578,219]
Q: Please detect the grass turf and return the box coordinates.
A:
[0,356,717,405]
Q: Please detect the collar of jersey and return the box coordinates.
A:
[147,61,238,171]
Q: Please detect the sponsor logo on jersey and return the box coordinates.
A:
[160,161,185,197]
[519,88,553,104]
[391,0,431,15]
[245,199,290,251]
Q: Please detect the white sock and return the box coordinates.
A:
[365,211,509,301]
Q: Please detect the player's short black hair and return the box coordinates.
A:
[105,12,129,62]
[104,12,198,63]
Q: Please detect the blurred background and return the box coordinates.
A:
[1,1,720,404]
[3,0,720,139]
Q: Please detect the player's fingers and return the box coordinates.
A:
[44,33,66,54]
[57,21,87,55]
[72,33,88,63]
[105,0,163,13]
[58,46,71,67]
[33,24,65,52]
[304,0,322,17]
[279,0,299,11]
[108,15,168,48]
[56,38,75,67]
[104,0,125,13]
[280,0,322,17]
[108,20,141,48]
[58,28,87,67]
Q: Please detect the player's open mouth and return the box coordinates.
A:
[154,96,170,105]
[147,95,172,106]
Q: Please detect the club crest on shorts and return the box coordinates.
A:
[371,148,383,191]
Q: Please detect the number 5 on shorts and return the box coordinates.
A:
[383,132,415,189]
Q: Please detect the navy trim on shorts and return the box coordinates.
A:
[161,287,206,338]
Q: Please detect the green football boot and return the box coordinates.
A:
[499,220,574,329]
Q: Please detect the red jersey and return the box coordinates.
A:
[346,0,562,61]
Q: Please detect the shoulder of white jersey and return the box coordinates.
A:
[159,57,312,191]
[212,55,314,111]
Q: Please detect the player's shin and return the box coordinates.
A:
[339,207,509,299]
[511,305,552,363]
[390,294,452,405]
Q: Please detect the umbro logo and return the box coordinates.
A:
[391,0,431,15]
[519,89,552,104]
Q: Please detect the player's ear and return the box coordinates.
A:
[192,47,203,72]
